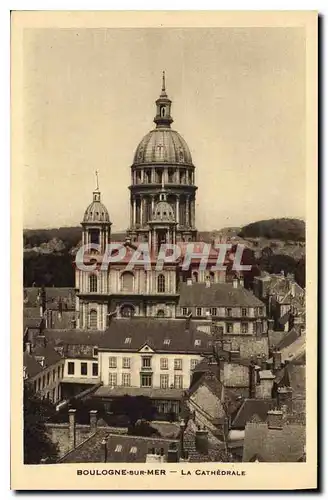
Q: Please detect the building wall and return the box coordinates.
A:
[189,384,225,421]
[223,363,249,388]
[27,359,65,404]
[99,350,203,389]
[63,358,100,382]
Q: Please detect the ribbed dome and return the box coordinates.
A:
[83,191,110,223]
[151,199,175,223]
[133,128,193,166]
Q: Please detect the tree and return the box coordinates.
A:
[110,395,156,427]
[24,384,58,464]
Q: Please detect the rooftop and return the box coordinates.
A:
[179,282,266,308]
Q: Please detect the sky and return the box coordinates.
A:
[23,27,306,232]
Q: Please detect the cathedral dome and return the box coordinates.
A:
[151,199,175,222]
[133,128,193,166]
[83,190,110,223]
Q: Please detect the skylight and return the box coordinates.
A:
[125,337,132,344]
[115,444,122,452]
[130,446,137,454]
[163,339,171,345]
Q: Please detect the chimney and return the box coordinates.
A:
[248,361,256,399]
[267,409,284,430]
[68,409,76,450]
[273,350,282,371]
[232,278,238,289]
[277,387,293,412]
[167,443,179,463]
[25,342,32,354]
[185,312,192,331]
[35,335,47,349]
[223,340,232,352]
[89,410,98,434]
[229,350,240,362]
[40,285,46,316]
[195,427,209,455]
[187,278,193,286]
[267,319,274,332]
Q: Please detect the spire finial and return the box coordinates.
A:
[95,170,99,191]
[162,71,166,92]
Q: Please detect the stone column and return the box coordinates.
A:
[133,197,136,227]
[140,197,144,226]
[151,195,155,216]
[186,195,190,227]
[176,195,180,225]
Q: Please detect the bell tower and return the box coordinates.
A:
[154,71,173,128]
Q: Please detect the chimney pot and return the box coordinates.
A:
[277,386,293,412]
[267,409,284,429]
[89,410,98,433]
[68,409,76,450]
[195,429,209,454]
[273,350,282,371]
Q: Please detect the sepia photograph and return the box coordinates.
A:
[11,10,318,490]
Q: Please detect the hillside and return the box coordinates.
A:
[23,218,305,288]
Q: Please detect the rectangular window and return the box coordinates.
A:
[122,357,131,369]
[92,363,98,376]
[93,347,98,357]
[160,358,168,370]
[142,356,152,369]
[47,372,50,385]
[174,358,182,370]
[241,308,247,317]
[122,373,131,387]
[174,375,183,389]
[160,374,169,389]
[81,362,88,376]
[68,362,75,375]
[108,373,117,386]
[241,322,249,334]
[259,307,264,317]
[196,307,202,317]
[226,323,233,334]
[210,307,217,316]
[141,374,152,388]
[190,359,199,371]
[182,307,188,316]
[109,357,117,368]
[226,308,232,317]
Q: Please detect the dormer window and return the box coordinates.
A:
[163,339,171,345]
[194,339,201,347]
[124,337,132,344]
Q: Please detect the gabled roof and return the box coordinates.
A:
[231,399,276,429]
[178,282,266,308]
[243,422,306,462]
[23,351,43,378]
[98,319,214,354]
[60,430,180,463]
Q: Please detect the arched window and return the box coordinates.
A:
[157,309,165,317]
[157,274,165,293]
[121,271,134,292]
[89,274,97,293]
[160,106,166,117]
[120,305,135,318]
[192,271,198,283]
[89,309,97,329]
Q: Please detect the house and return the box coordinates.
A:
[178,280,267,335]
[242,409,306,462]
[24,336,65,403]
[92,318,213,417]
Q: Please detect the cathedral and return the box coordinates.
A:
[75,74,227,330]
